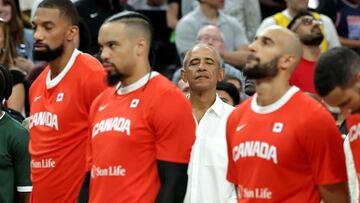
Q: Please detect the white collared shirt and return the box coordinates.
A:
[184,95,236,203]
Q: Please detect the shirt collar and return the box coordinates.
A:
[46,49,81,89]
[116,71,159,95]
[208,94,224,117]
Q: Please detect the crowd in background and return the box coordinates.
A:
[1,0,360,202]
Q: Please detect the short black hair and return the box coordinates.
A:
[287,10,313,31]
[216,82,240,105]
[104,11,153,44]
[0,64,13,104]
[314,47,360,96]
[38,0,79,25]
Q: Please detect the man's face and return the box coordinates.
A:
[197,28,224,53]
[217,90,235,106]
[287,0,309,12]
[293,15,324,46]
[32,8,69,61]
[183,46,223,92]
[243,29,282,79]
[98,22,136,86]
[323,86,360,115]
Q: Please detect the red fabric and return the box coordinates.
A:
[290,58,317,94]
[88,74,195,203]
[346,113,360,199]
[29,53,107,203]
[226,91,347,202]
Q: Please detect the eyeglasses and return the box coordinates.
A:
[197,35,224,43]
[292,16,322,30]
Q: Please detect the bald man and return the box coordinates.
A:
[226,26,349,202]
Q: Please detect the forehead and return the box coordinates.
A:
[323,87,347,106]
[199,27,220,36]
[98,22,127,43]
[33,7,63,24]
[188,47,217,60]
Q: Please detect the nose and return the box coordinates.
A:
[33,28,44,41]
[198,60,207,71]
[248,41,257,53]
[100,47,110,61]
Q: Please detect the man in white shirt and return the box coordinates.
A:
[181,43,236,203]
[256,0,340,52]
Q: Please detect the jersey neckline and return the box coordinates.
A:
[46,49,81,89]
[251,86,299,114]
[116,71,159,95]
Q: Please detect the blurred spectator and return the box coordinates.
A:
[74,0,134,54]
[244,78,256,96]
[223,75,245,101]
[173,25,246,85]
[259,0,286,19]
[333,0,360,52]
[0,0,35,73]
[175,0,248,68]
[181,0,261,41]
[0,18,29,116]
[257,0,340,52]
[216,81,240,106]
[223,0,261,41]
[287,11,323,94]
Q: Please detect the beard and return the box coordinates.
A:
[104,62,123,86]
[300,31,324,46]
[243,54,279,79]
[33,43,64,61]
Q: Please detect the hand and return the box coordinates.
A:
[14,57,35,73]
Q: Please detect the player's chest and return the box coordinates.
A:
[231,115,303,165]
[29,87,84,129]
[91,97,151,143]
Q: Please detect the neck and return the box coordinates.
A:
[120,59,151,87]
[255,77,291,106]
[287,8,299,18]
[48,46,75,79]
[189,89,216,122]
[302,45,321,62]
[200,4,218,23]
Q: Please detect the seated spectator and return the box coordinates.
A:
[0,18,29,116]
[287,11,323,94]
[257,0,340,52]
[175,0,248,68]
[335,0,360,52]
[216,81,240,106]
[223,75,246,101]
[74,0,134,54]
[173,25,246,86]
[0,0,35,73]
[181,0,261,41]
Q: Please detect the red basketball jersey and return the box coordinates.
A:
[89,72,196,203]
[227,87,347,202]
[29,50,107,202]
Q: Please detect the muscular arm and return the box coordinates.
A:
[156,160,188,203]
[319,182,349,203]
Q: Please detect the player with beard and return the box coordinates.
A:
[29,0,107,202]
[314,47,360,202]
[89,11,195,203]
[287,11,324,94]
[226,26,349,202]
